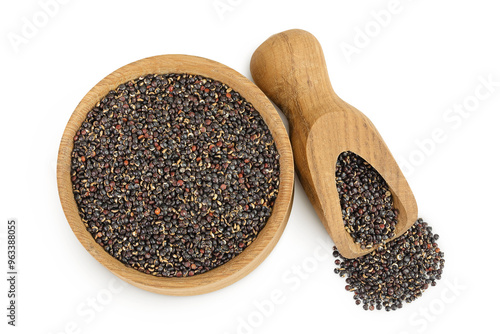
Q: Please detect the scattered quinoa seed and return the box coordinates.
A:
[333,218,445,311]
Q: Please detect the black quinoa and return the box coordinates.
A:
[333,218,445,311]
[335,151,398,249]
[71,73,280,277]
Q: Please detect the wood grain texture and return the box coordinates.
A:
[57,55,294,295]
[250,29,417,259]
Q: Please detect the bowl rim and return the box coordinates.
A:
[57,54,294,296]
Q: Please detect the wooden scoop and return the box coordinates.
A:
[250,29,418,258]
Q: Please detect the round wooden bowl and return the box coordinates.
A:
[57,55,294,296]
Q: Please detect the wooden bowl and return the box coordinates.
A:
[57,55,294,295]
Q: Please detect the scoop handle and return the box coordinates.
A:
[250,29,340,131]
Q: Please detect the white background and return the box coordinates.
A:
[1,0,499,333]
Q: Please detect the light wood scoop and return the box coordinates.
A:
[250,29,418,259]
